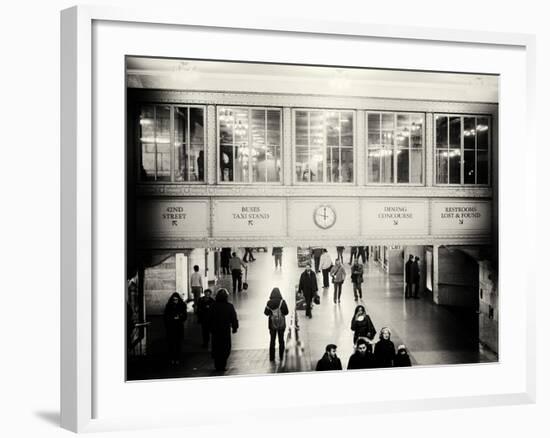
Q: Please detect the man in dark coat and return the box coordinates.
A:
[315,344,342,371]
[347,338,375,369]
[197,289,215,348]
[312,247,323,273]
[298,263,318,318]
[404,254,414,299]
[412,256,421,299]
[349,246,358,265]
[208,288,239,371]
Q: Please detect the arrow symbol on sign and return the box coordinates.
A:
[393,220,399,225]
[172,220,178,226]
[459,219,464,225]
[248,220,254,226]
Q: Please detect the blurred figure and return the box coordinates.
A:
[312,247,323,273]
[315,344,342,371]
[190,265,203,313]
[264,287,289,362]
[394,344,412,367]
[347,338,375,370]
[350,305,376,347]
[319,248,333,288]
[413,256,421,299]
[163,292,187,365]
[272,247,283,270]
[243,247,256,262]
[197,289,215,348]
[220,248,231,275]
[374,327,396,368]
[209,288,239,371]
[298,263,318,319]
[405,254,414,299]
[357,246,367,264]
[336,246,344,263]
[330,259,346,303]
[348,246,358,265]
[229,252,247,294]
[351,259,364,300]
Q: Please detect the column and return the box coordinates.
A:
[283,107,292,186]
[356,110,366,186]
[426,113,434,187]
[432,244,439,304]
[175,253,188,300]
[206,105,217,185]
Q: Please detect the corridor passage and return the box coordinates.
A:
[127,247,496,381]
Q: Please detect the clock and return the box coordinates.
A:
[313,204,337,229]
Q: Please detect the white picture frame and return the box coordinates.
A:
[60,5,536,433]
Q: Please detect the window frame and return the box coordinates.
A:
[216,105,283,185]
[433,113,492,187]
[137,103,207,184]
[365,110,426,186]
[292,108,357,185]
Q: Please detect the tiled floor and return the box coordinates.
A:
[127,247,497,381]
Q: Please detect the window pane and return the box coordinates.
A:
[449,148,461,184]
[326,112,339,146]
[310,111,324,148]
[380,150,393,183]
[341,148,353,183]
[396,114,410,129]
[174,107,187,181]
[155,106,171,181]
[265,145,281,182]
[382,113,394,130]
[464,117,475,149]
[233,109,249,183]
[410,149,422,184]
[477,117,489,150]
[449,117,461,149]
[411,116,423,149]
[220,145,233,182]
[296,146,310,182]
[436,116,448,148]
[368,113,380,132]
[341,112,353,146]
[368,132,380,147]
[326,146,339,183]
[295,111,308,146]
[436,150,448,184]
[396,130,408,148]
[139,105,155,180]
[368,150,380,183]
[397,149,409,183]
[267,110,280,145]
[310,147,324,182]
[464,150,476,184]
[477,151,489,184]
[219,108,233,145]
[189,108,204,182]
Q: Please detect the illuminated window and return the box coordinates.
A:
[294,109,354,183]
[367,112,424,184]
[435,115,490,185]
[138,105,205,182]
[218,107,281,183]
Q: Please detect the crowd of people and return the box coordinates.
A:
[162,247,418,373]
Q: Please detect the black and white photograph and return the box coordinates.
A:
[125,57,499,380]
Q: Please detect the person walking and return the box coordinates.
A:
[404,254,414,299]
[412,256,421,299]
[243,247,256,262]
[229,252,247,294]
[336,246,344,263]
[374,327,396,368]
[196,289,215,348]
[350,305,376,347]
[163,292,188,365]
[220,247,231,275]
[319,248,333,289]
[209,288,239,371]
[351,259,364,300]
[264,287,289,362]
[347,338,375,369]
[348,246,358,265]
[190,265,203,313]
[394,344,412,367]
[312,247,323,273]
[298,263,318,319]
[330,259,346,303]
[315,344,342,371]
[272,247,283,270]
[357,246,367,264]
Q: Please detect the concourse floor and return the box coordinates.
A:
[127,247,496,381]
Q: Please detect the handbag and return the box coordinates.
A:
[313,293,321,305]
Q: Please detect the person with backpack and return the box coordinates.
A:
[264,287,289,362]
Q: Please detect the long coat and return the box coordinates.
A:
[315,353,342,371]
[405,259,414,283]
[351,263,364,285]
[351,314,376,342]
[298,270,318,301]
[347,351,376,369]
[374,339,396,368]
[209,301,239,363]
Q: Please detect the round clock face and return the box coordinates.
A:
[313,205,337,229]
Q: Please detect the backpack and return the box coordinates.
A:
[270,300,285,330]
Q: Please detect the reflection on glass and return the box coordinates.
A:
[381,150,393,183]
[155,106,171,181]
[464,117,476,149]
[477,151,489,184]
[140,105,155,180]
[368,150,380,183]
[477,117,489,150]
[436,150,448,184]
[341,148,353,183]
[464,150,476,184]
[341,112,353,146]
[410,149,422,184]
[436,116,448,148]
[449,117,461,149]
[449,149,461,184]
[397,149,409,183]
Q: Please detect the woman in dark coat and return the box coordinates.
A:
[264,287,289,362]
[350,305,376,348]
[394,344,412,367]
[374,327,396,368]
[209,288,239,371]
[163,292,188,365]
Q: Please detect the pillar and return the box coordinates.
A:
[432,244,439,304]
